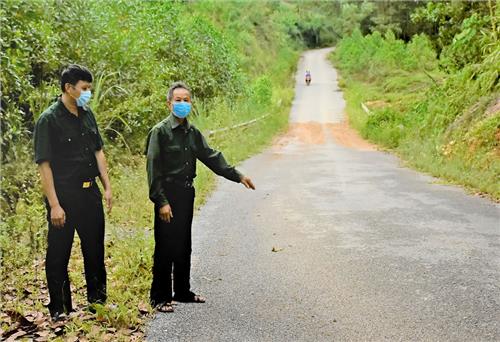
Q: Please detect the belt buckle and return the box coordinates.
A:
[185,181,191,188]
[82,181,91,188]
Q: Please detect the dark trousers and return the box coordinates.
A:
[150,184,195,306]
[45,184,106,315]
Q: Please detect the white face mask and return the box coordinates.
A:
[71,86,92,107]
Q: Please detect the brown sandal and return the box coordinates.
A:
[156,302,174,313]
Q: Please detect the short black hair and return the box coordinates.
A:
[60,64,93,92]
[167,81,191,102]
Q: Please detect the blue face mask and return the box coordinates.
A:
[172,102,192,118]
[75,90,92,107]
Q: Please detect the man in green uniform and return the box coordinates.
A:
[146,82,255,313]
[33,64,112,321]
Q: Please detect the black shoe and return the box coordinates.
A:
[50,312,68,322]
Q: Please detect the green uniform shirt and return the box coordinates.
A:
[33,98,104,186]
[146,114,242,207]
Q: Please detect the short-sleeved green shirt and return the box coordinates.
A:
[33,97,104,186]
[146,114,242,207]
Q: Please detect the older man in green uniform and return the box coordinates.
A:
[146,82,255,313]
[33,64,112,321]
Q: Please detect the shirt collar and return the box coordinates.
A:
[167,113,191,130]
[56,96,89,118]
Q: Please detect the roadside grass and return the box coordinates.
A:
[333,60,499,200]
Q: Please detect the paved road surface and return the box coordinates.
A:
[147,48,500,341]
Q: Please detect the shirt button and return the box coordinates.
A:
[85,147,89,151]
[81,133,85,136]
[185,162,189,165]
[88,163,92,166]
[184,147,188,151]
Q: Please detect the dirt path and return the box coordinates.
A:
[280,47,376,150]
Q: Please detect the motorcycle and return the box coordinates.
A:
[305,74,311,85]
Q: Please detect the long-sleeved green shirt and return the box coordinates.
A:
[146,114,242,207]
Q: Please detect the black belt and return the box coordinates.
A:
[55,179,95,189]
[164,177,193,188]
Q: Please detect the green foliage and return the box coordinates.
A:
[1,0,300,338]
[364,108,406,148]
[333,3,499,198]
[411,1,495,55]
[334,29,437,78]
[440,13,496,71]
[251,76,273,107]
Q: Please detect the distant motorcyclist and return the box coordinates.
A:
[305,70,311,85]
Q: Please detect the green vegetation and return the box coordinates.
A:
[331,1,499,199]
[0,0,302,339]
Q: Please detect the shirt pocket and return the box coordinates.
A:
[58,134,79,157]
[163,144,182,168]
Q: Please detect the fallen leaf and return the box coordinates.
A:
[6,330,27,341]
[34,330,52,342]
[119,328,134,336]
[50,320,65,329]
[36,330,50,337]
[271,246,284,252]
[138,302,149,314]
[33,312,46,325]
[81,314,95,321]
[5,310,37,333]
[90,326,101,336]
[102,333,115,341]
[131,333,144,341]
[3,294,15,301]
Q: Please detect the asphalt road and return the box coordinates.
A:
[147,48,500,341]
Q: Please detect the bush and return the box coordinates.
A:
[364,108,406,148]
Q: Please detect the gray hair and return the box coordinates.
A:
[167,81,191,102]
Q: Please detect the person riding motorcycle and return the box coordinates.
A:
[305,70,311,85]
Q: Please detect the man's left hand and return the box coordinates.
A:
[104,188,113,214]
[240,176,255,190]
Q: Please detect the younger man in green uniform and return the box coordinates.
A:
[146,82,255,313]
[33,64,112,321]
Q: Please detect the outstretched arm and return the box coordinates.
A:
[196,131,255,190]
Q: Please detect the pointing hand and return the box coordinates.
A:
[240,176,255,190]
